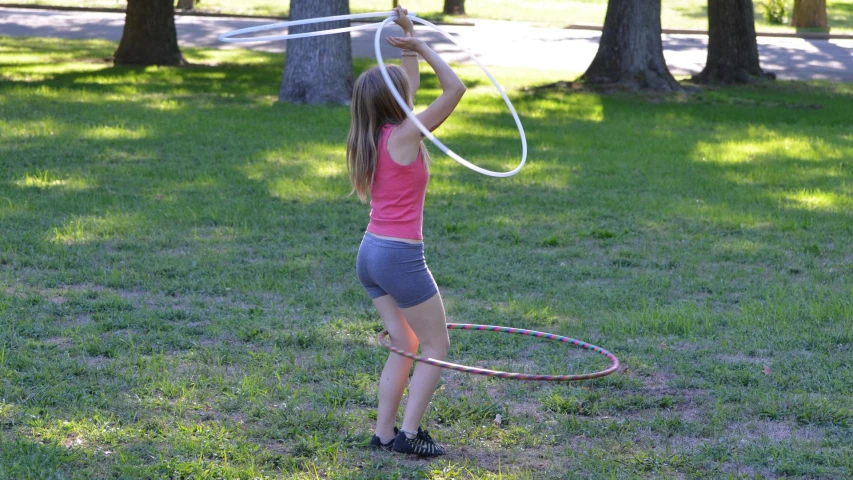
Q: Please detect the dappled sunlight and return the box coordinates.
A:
[711,238,767,260]
[692,126,843,165]
[50,212,144,245]
[0,117,66,139]
[240,144,349,200]
[3,35,853,479]
[522,91,606,124]
[672,200,772,230]
[782,189,853,214]
[313,161,346,179]
[0,400,18,421]
[0,62,107,82]
[82,124,149,140]
[141,97,183,112]
[14,170,92,191]
[183,47,277,66]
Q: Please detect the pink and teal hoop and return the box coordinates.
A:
[378,323,620,382]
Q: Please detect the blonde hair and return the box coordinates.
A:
[346,65,429,202]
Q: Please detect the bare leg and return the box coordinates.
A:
[398,293,449,435]
[372,295,418,443]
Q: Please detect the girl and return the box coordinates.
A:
[347,6,465,457]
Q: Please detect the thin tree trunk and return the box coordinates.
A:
[176,0,195,11]
[580,0,681,91]
[693,0,773,84]
[443,0,465,15]
[791,0,828,29]
[280,0,353,104]
[114,0,185,66]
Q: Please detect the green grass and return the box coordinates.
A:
[2,36,853,479]
[9,0,853,33]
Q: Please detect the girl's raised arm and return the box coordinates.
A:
[392,6,420,98]
[385,34,466,146]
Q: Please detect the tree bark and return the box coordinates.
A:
[280,0,353,105]
[693,0,774,84]
[444,0,465,15]
[580,0,681,91]
[114,0,185,66]
[791,0,828,29]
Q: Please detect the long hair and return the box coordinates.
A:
[346,65,429,202]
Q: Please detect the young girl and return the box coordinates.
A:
[347,6,465,457]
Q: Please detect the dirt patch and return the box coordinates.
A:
[506,400,544,422]
[83,356,111,368]
[62,432,84,448]
[725,420,822,443]
[714,353,767,365]
[72,314,93,327]
[117,289,147,300]
[44,336,73,349]
[49,296,66,305]
[720,462,776,479]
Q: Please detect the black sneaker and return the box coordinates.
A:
[392,427,446,457]
[368,426,398,450]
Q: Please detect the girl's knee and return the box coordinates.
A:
[422,333,449,357]
[392,332,419,353]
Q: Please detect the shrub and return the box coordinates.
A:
[763,0,787,25]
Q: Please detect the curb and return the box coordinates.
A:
[0,3,476,27]
[567,23,853,40]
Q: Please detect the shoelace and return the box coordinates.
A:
[413,429,441,454]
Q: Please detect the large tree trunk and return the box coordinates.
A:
[443,0,465,15]
[114,0,185,66]
[580,0,680,91]
[693,0,773,84]
[280,0,353,105]
[791,0,828,29]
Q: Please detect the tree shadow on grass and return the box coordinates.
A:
[2,38,853,477]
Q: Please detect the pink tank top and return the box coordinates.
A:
[366,124,429,240]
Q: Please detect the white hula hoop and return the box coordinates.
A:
[219,11,527,178]
[218,11,413,43]
[374,16,527,177]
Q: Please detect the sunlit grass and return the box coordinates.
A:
[1,37,852,479]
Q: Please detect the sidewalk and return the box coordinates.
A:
[1,6,851,81]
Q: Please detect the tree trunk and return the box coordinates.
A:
[791,0,828,29]
[693,0,773,84]
[176,0,195,11]
[444,0,465,15]
[114,0,185,66]
[280,0,353,105]
[580,0,681,91]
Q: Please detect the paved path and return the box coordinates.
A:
[1,7,852,81]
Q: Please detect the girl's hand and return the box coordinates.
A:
[386,33,426,55]
[392,5,414,35]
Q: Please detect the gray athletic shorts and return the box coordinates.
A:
[356,232,438,308]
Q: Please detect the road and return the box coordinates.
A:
[1,7,852,81]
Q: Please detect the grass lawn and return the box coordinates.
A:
[8,0,853,34]
[1,36,852,479]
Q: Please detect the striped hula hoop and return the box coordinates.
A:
[378,323,620,381]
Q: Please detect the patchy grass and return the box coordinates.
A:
[1,36,852,479]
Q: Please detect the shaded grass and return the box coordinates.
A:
[1,36,852,478]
